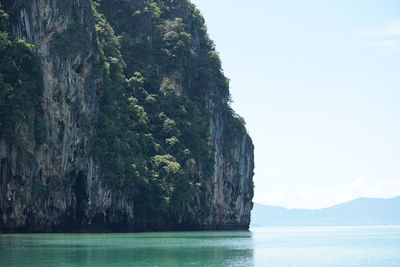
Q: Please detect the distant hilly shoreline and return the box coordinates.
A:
[251,196,400,227]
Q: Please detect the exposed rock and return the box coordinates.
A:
[0,0,254,233]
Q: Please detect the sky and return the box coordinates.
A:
[190,0,400,209]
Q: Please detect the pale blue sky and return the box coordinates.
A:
[191,0,400,208]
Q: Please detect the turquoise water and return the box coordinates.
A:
[1,226,399,266]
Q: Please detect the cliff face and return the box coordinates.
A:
[0,0,108,231]
[186,112,254,229]
[0,0,253,232]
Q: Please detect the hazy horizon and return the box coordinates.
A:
[191,0,400,209]
[254,195,400,210]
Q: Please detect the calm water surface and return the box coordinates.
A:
[1,226,399,266]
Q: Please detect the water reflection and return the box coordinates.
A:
[0,231,254,267]
[3,227,400,266]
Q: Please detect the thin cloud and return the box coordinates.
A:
[367,40,400,47]
[360,20,400,51]
[361,20,400,37]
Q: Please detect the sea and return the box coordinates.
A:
[1,226,399,266]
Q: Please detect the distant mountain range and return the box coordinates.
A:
[251,196,400,226]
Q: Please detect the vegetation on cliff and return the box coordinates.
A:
[0,0,249,230]
[0,8,44,144]
[88,0,246,226]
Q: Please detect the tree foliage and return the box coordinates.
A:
[0,1,247,229]
[0,8,44,143]
[89,0,247,227]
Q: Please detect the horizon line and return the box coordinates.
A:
[254,195,400,211]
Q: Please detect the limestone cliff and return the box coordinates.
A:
[0,0,253,232]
